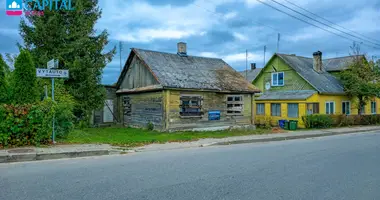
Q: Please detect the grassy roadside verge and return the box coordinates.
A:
[58,127,273,147]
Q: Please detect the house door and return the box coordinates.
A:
[103,100,114,123]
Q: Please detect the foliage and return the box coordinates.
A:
[146,122,154,131]
[302,114,333,129]
[0,55,10,103]
[335,114,380,127]
[60,127,271,147]
[11,49,40,104]
[19,0,115,120]
[256,116,272,129]
[0,97,75,147]
[0,101,53,147]
[339,44,380,115]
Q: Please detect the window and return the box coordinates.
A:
[306,103,319,115]
[371,101,377,114]
[342,101,350,115]
[325,101,335,114]
[256,103,265,115]
[227,96,243,115]
[180,96,202,116]
[360,104,365,114]
[271,72,284,86]
[271,103,281,116]
[287,103,299,118]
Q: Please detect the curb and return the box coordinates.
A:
[212,128,380,146]
[0,150,113,164]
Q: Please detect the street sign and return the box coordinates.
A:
[36,68,69,78]
[47,59,55,69]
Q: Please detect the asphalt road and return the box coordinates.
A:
[1,131,380,200]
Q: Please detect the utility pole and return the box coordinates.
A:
[245,49,248,79]
[119,41,123,72]
[277,33,280,53]
[264,45,266,66]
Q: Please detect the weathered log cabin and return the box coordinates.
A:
[114,42,261,131]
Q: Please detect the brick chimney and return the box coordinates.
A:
[251,63,256,70]
[313,51,323,73]
[177,42,187,56]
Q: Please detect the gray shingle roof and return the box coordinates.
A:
[323,55,364,72]
[239,68,263,82]
[256,90,317,100]
[276,54,345,94]
[131,48,260,93]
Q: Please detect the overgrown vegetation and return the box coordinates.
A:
[339,44,380,114]
[60,127,272,147]
[303,114,380,129]
[302,115,334,129]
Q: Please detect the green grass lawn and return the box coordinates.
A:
[59,127,272,147]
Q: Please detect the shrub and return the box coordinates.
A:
[11,49,39,104]
[147,122,154,131]
[0,101,53,147]
[302,114,333,129]
[0,97,75,147]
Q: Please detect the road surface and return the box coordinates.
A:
[1,131,380,200]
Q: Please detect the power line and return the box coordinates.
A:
[282,0,380,44]
[256,0,380,49]
[268,0,380,47]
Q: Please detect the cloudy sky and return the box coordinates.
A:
[0,0,379,84]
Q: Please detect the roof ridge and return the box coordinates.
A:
[323,55,364,60]
[276,53,312,59]
[133,48,223,60]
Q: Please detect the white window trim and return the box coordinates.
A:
[342,101,351,115]
[371,101,377,114]
[325,101,335,115]
[271,72,285,86]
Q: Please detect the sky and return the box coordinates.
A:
[0,0,379,85]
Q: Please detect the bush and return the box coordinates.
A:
[0,97,75,147]
[302,114,333,129]
[147,122,154,131]
[0,101,53,147]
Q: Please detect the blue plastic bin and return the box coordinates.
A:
[278,120,288,129]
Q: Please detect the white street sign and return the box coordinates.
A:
[47,59,55,69]
[36,68,69,78]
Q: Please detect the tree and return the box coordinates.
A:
[340,44,380,115]
[19,0,115,119]
[0,55,10,103]
[12,50,39,104]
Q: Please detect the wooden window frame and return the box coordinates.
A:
[256,103,265,115]
[371,101,377,114]
[306,103,319,115]
[287,103,299,118]
[226,95,244,115]
[271,103,281,117]
[342,101,351,115]
[179,95,203,117]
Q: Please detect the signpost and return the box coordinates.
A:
[36,59,69,144]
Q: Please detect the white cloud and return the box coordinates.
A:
[233,32,248,41]
[116,29,199,43]
[224,52,262,62]
[199,52,219,58]
[224,12,238,20]
[97,0,236,42]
